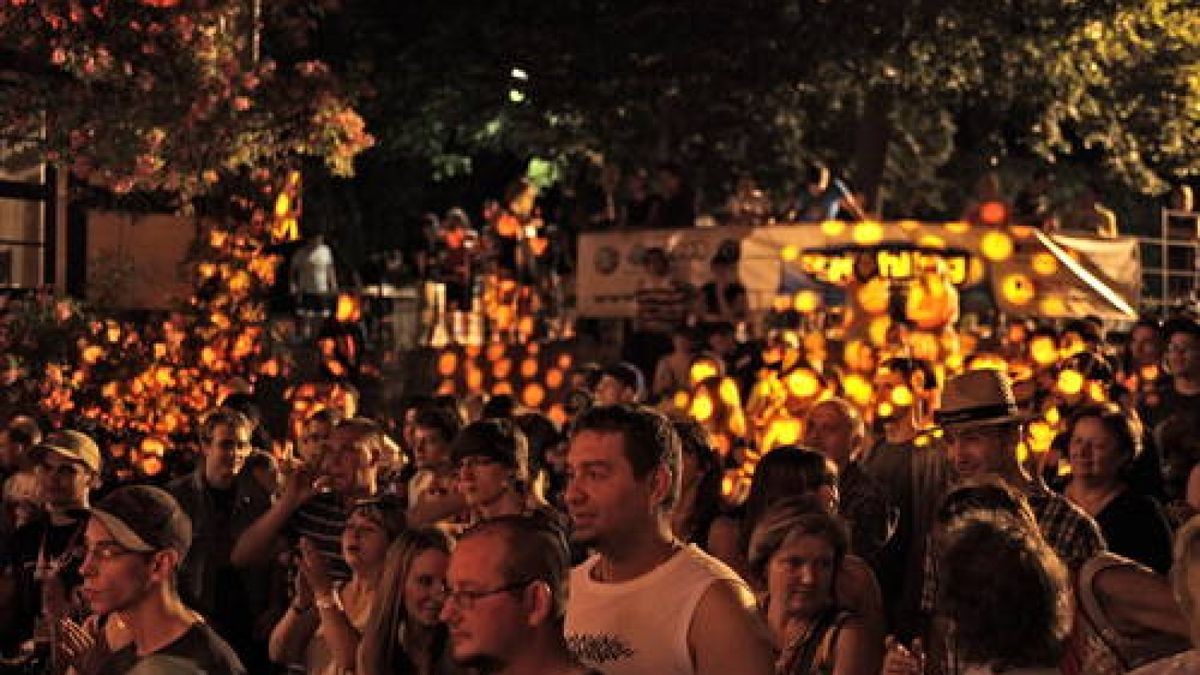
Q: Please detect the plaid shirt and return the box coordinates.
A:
[921,478,1107,613]
[1025,479,1107,569]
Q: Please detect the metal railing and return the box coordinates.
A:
[1138,209,1199,316]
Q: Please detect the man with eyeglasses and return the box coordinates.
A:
[67,484,245,674]
[441,516,598,675]
[1162,318,1200,419]
[168,408,265,671]
[0,429,99,667]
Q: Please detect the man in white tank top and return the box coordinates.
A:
[563,405,774,675]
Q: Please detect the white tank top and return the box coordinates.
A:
[566,544,754,675]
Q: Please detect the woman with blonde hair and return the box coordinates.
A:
[358,527,457,675]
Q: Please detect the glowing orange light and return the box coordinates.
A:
[780,245,800,262]
[492,358,513,380]
[980,230,1014,261]
[852,221,883,245]
[1057,369,1084,395]
[785,369,820,399]
[820,220,846,236]
[1031,336,1058,366]
[690,392,715,422]
[793,290,822,313]
[856,278,890,315]
[979,201,1008,226]
[1000,273,1035,306]
[335,294,361,322]
[1031,252,1058,276]
[689,358,721,387]
[544,368,564,389]
[673,390,691,410]
[437,351,459,377]
[521,383,546,407]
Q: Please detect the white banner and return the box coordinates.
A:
[575,223,1141,320]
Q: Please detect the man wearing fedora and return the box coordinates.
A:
[935,369,1105,570]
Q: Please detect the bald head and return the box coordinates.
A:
[804,397,865,468]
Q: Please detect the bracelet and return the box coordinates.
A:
[313,591,343,612]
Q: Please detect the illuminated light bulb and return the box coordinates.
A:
[466,368,485,392]
[1031,252,1058,276]
[81,345,105,365]
[544,368,564,389]
[784,369,820,399]
[335,294,361,322]
[520,358,539,379]
[877,401,895,419]
[690,392,715,422]
[1016,441,1030,465]
[689,359,721,387]
[1000,273,1036,306]
[1088,381,1108,402]
[793,290,822,313]
[852,221,883,245]
[890,385,914,407]
[1028,421,1055,453]
[548,404,567,428]
[438,378,458,395]
[274,192,291,217]
[1057,369,1084,395]
[1031,336,1058,366]
[969,354,1008,372]
[437,351,458,376]
[843,374,873,407]
[918,234,946,249]
[492,381,514,396]
[492,358,513,380]
[1140,365,1159,381]
[486,343,507,362]
[557,353,573,369]
[780,245,800,262]
[820,220,846,236]
[1045,407,1061,425]
[1039,296,1067,316]
[980,230,1014,261]
[673,390,691,410]
[721,475,734,497]
[856,278,890,315]
[979,202,1008,226]
[868,316,892,347]
[718,378,742,407]
[945,221,971,234]
[521,383,546,408]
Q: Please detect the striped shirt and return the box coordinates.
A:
[286,492,351,581]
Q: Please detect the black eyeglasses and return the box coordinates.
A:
[441,579,532,610]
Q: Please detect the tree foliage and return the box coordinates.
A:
[0,0,372,201]
[330,0,1200,211]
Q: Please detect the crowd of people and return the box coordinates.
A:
[0,299,1198,674]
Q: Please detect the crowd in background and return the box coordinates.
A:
[0,304,1197,674]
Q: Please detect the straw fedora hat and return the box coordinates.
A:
[934,369,1029,430]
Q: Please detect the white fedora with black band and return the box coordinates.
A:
[934,369,1029,430]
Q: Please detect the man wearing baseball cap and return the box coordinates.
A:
[71,484,245,675]
[0,429,99,663]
